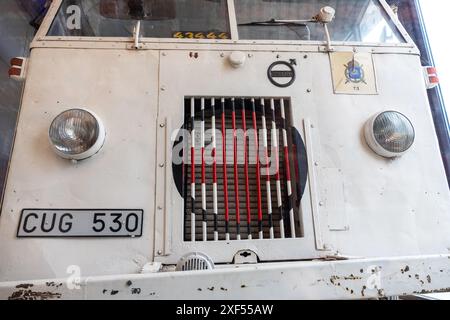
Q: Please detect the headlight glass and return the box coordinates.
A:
[49,109,104,159]
[373,112,415,153]
[365,111,415,158]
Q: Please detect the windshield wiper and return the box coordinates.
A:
[238,19,317,27]
[238,18,313,27]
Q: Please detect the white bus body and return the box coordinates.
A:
[0,0,449,300]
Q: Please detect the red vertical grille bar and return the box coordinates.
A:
[241,98,252,239]
[251,98,264,239]
[231,98,241,240]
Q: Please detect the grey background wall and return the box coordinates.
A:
[0,0,36,197]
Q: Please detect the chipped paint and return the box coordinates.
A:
[414,288,450,295]
[9,289,62,300]
[131,288,141,295]
[15,283,33,289]
[46,282,63,288]
[400,266,410,274]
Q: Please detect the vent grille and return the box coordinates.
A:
[176,252,214,271]
[180,97,305,242]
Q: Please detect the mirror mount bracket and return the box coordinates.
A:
[132,20,143,49]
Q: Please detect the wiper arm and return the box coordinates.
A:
[238,18,315,27]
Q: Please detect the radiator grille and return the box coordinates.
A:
[179,97,305,242]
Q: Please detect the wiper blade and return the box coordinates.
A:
[238,18,315,27]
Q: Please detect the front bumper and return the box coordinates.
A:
[1,254,450,300]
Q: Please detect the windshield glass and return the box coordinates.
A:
[236,0,405,43]
[48,0,230,39]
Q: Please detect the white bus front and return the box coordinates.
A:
[1,0,449,300]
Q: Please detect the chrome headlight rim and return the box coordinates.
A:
[49,108,106,161]
[364,110,415,158]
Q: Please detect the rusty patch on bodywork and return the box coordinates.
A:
[414,288,450,295]
[15,283,34,289]
[330,274,362,285]
[9,289,62,300]
[46,281,63,288]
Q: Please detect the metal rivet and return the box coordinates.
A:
[160,86,166,91]
[162,52,167,56]
[304,54,308,59]
[220,53,225,57]
[319,201,324,207]
[307,89,312,93]
[157,206,163,210]
[160,123,165,128]
[159,163,165,168]
[157,250,163,255]
[314,162,319,167]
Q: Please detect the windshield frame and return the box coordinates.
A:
[34,0,416,49]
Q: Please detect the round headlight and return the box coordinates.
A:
[49,109,105,160]
[364,111,415,158]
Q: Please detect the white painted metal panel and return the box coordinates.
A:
[156,50,320,264]
[1,255,449,300]
[0,48,160,281]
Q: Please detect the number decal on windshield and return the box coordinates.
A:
[172,32,230,39]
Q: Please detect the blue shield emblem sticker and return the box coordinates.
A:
[345,59,366,84]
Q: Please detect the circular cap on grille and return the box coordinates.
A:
[176,252,214,271]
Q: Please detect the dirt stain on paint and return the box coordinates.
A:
[9,289,62,300]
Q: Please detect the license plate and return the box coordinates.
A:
[17,209,143,238]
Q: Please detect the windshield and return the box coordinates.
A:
[48,0,230,39]
[236,0,405,43]
[47,0,405,44]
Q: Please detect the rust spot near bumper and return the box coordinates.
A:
[414,288,450,295]
[8,289,62,300]
[15,283,34,289]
